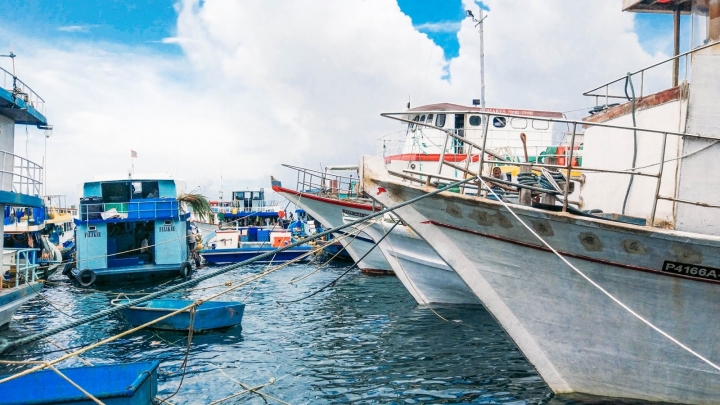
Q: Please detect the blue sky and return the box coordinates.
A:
[0,0,689,61]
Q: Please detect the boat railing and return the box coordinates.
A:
[0,66,46,117]
[381,109,718,229]
[213,200,281,214]
[1,248,39,290]
[583,40,719,108]
[0,151,43,197]
[78,199,179,221]
[282,164,360,199]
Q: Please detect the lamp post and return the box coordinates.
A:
[466,8,488,111]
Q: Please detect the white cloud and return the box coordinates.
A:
[414,21,462,33]
[1,0,669,205]
[58,25,90,33]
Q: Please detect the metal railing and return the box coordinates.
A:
[1,248,39,290]
[283,164,362,200]
[0,66,46,117]
[381,109,720,229]
[79,199,179,221]
[583,40,719,107]
[0,151,43,197]
[212,200,281,214]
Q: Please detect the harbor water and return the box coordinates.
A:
[1,263,655,404]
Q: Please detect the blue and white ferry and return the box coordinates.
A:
[0,57,49,326]
[69,176,194,287]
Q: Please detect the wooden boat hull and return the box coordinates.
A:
[117,299,245,331]
[0,360,159,404]
[362,155,720,404]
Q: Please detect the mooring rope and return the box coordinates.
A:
[276,220,400,305]
[481,178,720,373]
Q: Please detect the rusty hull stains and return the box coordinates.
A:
[468,209,513,228]
[671,244,703,263]
[622,239,648,255]
[578,232,604,252]
[530,219,554,237]
[445,201,463,218]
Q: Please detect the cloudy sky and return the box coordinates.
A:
[0,0,688,203]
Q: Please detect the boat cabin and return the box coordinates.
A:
[209,188,283,226]
[72,177,191,285]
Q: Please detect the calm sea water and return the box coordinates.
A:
[0,263,656,404]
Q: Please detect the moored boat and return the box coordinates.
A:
[0,360,159,404]
[271,167,393,275]
[359,3,720,401]
[199,226,313,265]
[69,176,195,287]
[112,299,245,331]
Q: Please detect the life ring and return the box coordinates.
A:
[278,210,285,219]
[179,262,192,280]
[75,269,96,287]
[62,262,74,276]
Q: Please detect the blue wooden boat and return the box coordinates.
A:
[112,299,245,331]
[0,360,159,405]
[199,227,313,265]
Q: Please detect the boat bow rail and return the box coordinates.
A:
[381,109,719,229]
[281,163,363,201]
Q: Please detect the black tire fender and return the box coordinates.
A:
[179,262,192,280]
[75,269,96,287]
[62,262,74,277]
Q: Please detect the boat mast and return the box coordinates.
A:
[466,8,488,111]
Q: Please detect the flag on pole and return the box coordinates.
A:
[131,150,138,158]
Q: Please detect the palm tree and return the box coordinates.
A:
[177,193,212,222]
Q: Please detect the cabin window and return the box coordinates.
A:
[492,117,507,128]
[411,115,419,132]
[435,114,446,127]
[469,116,482,126]
[426,114,433,124]
[253,191,264,201]
[88,226,97,231]
[164,220,172,226]
[511,118,528,129]
[102,182,131,203]
[420,115,426,123]
[532,119,550,130]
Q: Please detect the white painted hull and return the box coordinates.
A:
[0,282,41,327]
[361,156,720,404]
[272,185,392,274]
[360,219,479,305]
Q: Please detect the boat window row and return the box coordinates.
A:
[101,181,160,203]
[408,114,550,131]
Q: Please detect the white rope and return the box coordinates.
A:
[480,178,720,373]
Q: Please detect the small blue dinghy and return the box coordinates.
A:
[0,360,159,405]
[112,299,245,331]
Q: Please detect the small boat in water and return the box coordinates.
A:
[0,360,159,404]
[112,299,245,331]
[199,226,313,265]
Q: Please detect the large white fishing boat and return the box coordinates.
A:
[360,1,720,403]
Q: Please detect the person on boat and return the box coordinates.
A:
[484,167,515,200]
[187,227,196,252]
[140,234,153,262]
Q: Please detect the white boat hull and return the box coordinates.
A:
[360,219,479,305]
[0,282,41,327]
[272,185,392,274]
[361,155,720,404]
